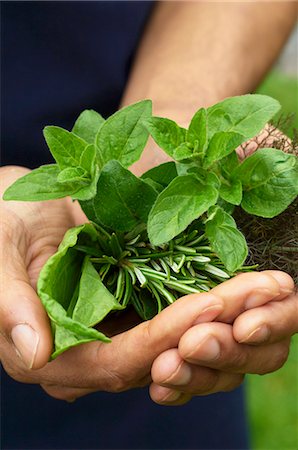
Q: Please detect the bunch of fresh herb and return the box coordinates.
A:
[4,95,297,358]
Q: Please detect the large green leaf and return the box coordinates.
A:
[143,117,186,158]
[207,94,280,140]
[43,126,88,170]
[72,257,123,327]
[80,160,157,231]
[203,131,244,168]
[96,100,152,168]
[205,206,248,272]
[235,148,298,217]
[141,161,178,188]
[37,224,110,358]
[3,165,80,201]
[72,109,105,144]
[148,174,218,245]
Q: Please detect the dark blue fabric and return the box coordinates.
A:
[1,1,153,168]
[1,368,249,449]
[1,2,250,449]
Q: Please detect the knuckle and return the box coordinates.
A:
[192,368,219,395]
[269,344,289,373]
[2,359,33,383]
[222,348,247,372]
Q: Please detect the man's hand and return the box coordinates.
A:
[0,165,222,401]
[150,271,297,405]
[1,166,296,405]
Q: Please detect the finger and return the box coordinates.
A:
[29,292,224,390]
[150,349,243,401]
[178,322,290,374]
[149,384,192,406]
[210,270,294,323]
[0,208,53,369]
[233,291,298,345]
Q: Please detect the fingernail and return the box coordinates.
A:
[245,289,277,309]
[239,325,270,344]
[194,304,223,325]
[161,390,182,403]
[194,336,220,361]
[11,324,39,369]
[163,363,192,386]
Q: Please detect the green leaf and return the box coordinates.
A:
[96,100,152,168]
[72,257,123,327]
[143,117,186,158]
[205,206,248,272]
[79,144,98,175]
[141,162,178,188]
[186,107,207,152]
[148,174,218,245]
[57,167,89,183]
[206,108,233,140]
[80,160,157,231]
[235,148,298,217]
[173,143,195,161]
[37,224,110,358]
[3,165,79,201]
[43,126,88,170]
[190,167,220,190]
[219,179,242,205]
[203,131,244,168]
[72,109,105,144]
[207,94,280,140]
[220,151,240,179]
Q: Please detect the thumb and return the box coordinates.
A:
[0,212,53,369]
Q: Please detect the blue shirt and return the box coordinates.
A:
[1,3,249,449]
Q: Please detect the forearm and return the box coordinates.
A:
[122,1,296,173]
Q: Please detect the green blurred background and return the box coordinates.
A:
[246,68,298,450]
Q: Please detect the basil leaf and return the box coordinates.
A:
[207,94,280,140]
[148,174,218,245]
[219,179,242,205]
[81,160,157,231]
[186,107,207,152]
[72,109,105,144]
[37,224,110,358]
[205,206,248,272]
[57,167,89,184]
[43,126,88,170]
[96,100,152,168]
[143,117,186,158]
[72,257,123,327]
[142,178,164,193]
[141,161,178,188]
[51,322,107,359]
[203,131,244,168]
[3,165,79,201]
[235,148,298,217]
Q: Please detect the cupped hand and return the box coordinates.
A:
[150,270,297,405]
[0,165,223,401]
